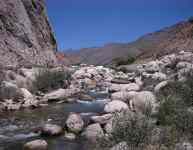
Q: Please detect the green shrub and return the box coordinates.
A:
[112,55,136,66]
[32,69,72,93]
[156,76,193,140]
[111,112,154,148]
[96,111,154,149]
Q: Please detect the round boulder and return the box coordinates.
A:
[104,100,129,113]
[23,139,48,150]
[66,113,84,133]
[41,124,63,136]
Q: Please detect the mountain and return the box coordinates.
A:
[65,17,193,65]
[0,0,57,68]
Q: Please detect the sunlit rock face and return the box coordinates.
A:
[0,0,57,68]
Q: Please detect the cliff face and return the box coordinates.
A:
[0,0,57,67]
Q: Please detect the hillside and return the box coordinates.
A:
[0,0,57,68]
[65,17,193,65]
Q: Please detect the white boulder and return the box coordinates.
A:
[66,113,84,133]
[104,100,129,113]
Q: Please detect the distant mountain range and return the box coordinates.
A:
[59,17,193,65]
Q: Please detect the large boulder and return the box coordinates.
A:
[66,113,84,133]
[41,124,63,136]
[20,88,38,107]
[23,139,48,150]
[104,100,129,113]
[144,61,161,73]
[111,91,137,102]
[91,114,113,124]
[43,88,79,102]
[175,142,193,150]
[109,83,140,92]
[83,123,104,140]
[0,81,23,100]
[131,91,157,113]
[154,81,168,93]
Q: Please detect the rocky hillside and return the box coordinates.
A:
[65,17,193,65]
[0,0,57,68]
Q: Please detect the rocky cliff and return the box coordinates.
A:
[0,0,57,68]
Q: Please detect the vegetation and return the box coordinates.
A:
[112,55,136,66]
[32,69,72,93]
[96,75,193,150]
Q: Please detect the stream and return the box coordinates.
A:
[0,89,109,150]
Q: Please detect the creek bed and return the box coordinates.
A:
[0,90,108,150]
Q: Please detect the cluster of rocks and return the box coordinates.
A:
[3,51,193,149]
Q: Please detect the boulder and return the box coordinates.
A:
[109,142,129,150]
[66,113,84,133]
[91,114,113,124]
[83,123,104,139]
[64,132,76,140]
[41,124,63,136]
[23,139,48,150]
[43,88,79,102]
[131,91,157,113]
[104,100,129,113]
[175,142,193,150]
[109,83,140,92]
[111,91,137,102]
[144,61,160,73]
[154,81,168,93]
[20,88,38,107]
[0,81,23,100]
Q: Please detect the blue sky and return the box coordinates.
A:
[46,0,193,50]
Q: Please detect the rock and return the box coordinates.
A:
[111,79,130,84]
[41,124,63,136]
[154,81,168,93]
[111,91,137,102]
[20,88,38,107]
[142,72,167,81]
[1,99,21,110]
[176,62,193,70]
[135,77,143,87]
[64,133,76,140]
[109,142,129,150]
[0,0,57,68]
[23,139,48,150]
[43,88,79,102]
[144,61,160,73]
[104,100,129,113]
[0,81,23,100]
[91,114,113,124]
[175,142,193,150]
[66,113,84,133]
[83,123,104,139]
[109,83,140,92]
[131,91,157,113]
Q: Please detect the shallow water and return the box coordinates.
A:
[0,90,108,150]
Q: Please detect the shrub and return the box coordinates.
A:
[96,111,154,149]
[32,69,72,93]
[112,55,136,66]
[111,112,154,148]
[156,76,193,140]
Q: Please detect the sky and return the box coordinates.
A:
[46,0,193,50]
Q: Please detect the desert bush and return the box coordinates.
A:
[156,76,193,141]
[111,112,154,148]
[32,69,72,93]
[96,111,154,150]
[112,55,136,66]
